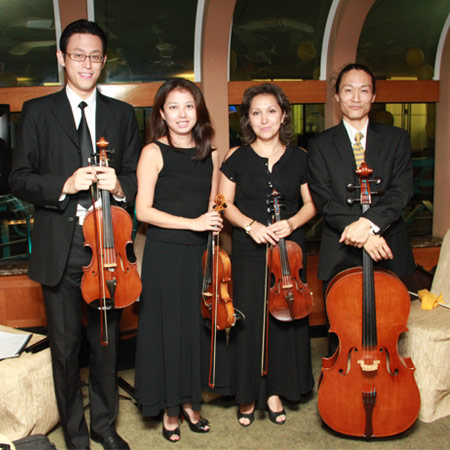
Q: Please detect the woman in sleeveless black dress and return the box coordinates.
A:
[219,83,316,426]
[134,79,222,443]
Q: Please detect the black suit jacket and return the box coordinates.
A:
[307,120,416,281]
[10,88,141,286]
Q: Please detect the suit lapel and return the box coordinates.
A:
[96,91,113,143]
[365,121,382,169]
[331,121,359,180]
[50,89,79,150]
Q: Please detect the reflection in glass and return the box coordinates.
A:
[231,0,332,81]
[380,103,435,237]
[0,0,58,87]
[357,0,449,79]
[94,0,197,83]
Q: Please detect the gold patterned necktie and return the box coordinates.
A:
[353,131,365,168]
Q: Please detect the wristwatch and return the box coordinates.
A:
[245,220,256,234]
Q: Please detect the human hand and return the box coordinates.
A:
[192,211,223,232]
[94,166,123,196]
[340,217,372,247]
[248,221,279,245]
[62,166,96,194]
[267,219,293,240]
[363,235,393,261]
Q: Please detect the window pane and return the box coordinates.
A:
[0,0,58,87]
[94,0,197,82]
[380,102,434,237]
[231,0,332,81]
[357,0,449,79]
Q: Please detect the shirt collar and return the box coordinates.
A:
[65,85,97,113]
[342,118,369,143]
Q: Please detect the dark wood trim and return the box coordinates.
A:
[375,80,439,103]
[228,80,327,105]
[0,80,439,112]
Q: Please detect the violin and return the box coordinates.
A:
[317,162,420,437]
[266,189,314,321]
[201,194,243,387]
[201,195,235,330]
[81,137,142,344]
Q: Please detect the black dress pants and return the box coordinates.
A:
[42,224,122,449]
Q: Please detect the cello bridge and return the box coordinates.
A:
[357,358,380,372]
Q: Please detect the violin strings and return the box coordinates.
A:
[212,232,220,386]
[94,186,108,344]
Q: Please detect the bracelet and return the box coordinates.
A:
[245,219,256,234]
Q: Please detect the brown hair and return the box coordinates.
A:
[239,83,292,146]
[149,78,215,160]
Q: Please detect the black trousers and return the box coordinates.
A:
[42,224,122,449]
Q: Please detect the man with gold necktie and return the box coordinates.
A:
[307,63,416,353]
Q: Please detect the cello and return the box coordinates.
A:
[81,137,142,345]
[266,189,314,321]
[201,194,243,387]
[317,162,420,437]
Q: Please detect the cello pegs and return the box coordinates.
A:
[371,177,382,185]
[347,197,361,205]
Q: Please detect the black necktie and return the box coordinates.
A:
[77,101,93,208]
[78,101,93,166]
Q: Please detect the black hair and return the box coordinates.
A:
[335,63,376,94]
[239,83,292,146]
[149,78,215,160]
[59,19,107,55]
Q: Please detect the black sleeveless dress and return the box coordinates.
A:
[135,141,215,417]
[220,144,314,409]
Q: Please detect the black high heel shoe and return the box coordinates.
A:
[181,410,210,433]
[237,408,255,427]
[266,405,286,425]
[162,415,181,443]
[162,424,180,443]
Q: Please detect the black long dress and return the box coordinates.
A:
[134,141,213,417]
[220,144,314,409]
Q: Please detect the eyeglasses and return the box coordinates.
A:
[65,53,104,63]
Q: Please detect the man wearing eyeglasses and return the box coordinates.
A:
[10,19,140,450]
